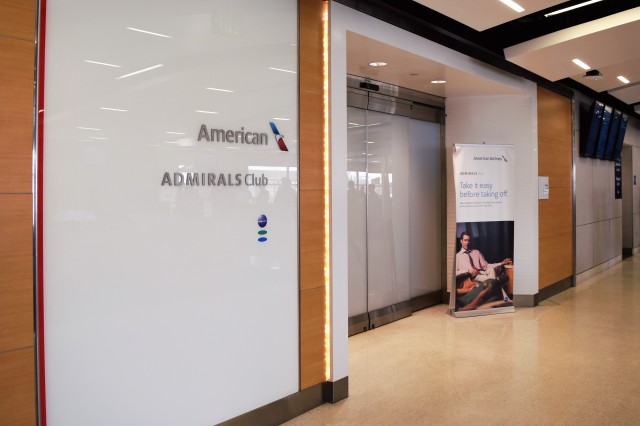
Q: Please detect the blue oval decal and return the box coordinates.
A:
[258,237,268,242]
[258,214,268,228]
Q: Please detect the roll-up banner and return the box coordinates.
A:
[451,144,516,318]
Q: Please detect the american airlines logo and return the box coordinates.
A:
[269,121,289,151]
[196,121,289,152]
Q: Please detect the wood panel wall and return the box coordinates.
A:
[538,86,574,289]
[0,0,37,424]
[298,0,328,390]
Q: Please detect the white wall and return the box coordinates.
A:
[446,94,538,296]
[42,1,299,424]
[331,2,539,375]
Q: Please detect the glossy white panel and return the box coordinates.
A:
[575,152,594,226]
[366,111,411,311]
[626,120,640,149]
[347,109,442,315]
[612,217,623,258]
[409,119,442,297]
[576,224,594,274]
[593,220,611,266]
[592,160,611,222]
[43,1,298,424]
[347,108,368,317]
[330,7,349,380]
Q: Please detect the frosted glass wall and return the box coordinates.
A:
[42,1,298,424]
[347,107,441,318]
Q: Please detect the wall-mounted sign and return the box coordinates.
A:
[41,0,299,424]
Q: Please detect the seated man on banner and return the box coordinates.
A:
[455,231,512,311]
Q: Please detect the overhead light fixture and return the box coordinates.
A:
[544,0,603,17]
[583,70,603,80]
[368,62,387,67]
[617,76,630,84]
[572,59,591,70]
[196,110,218,114]
[431,80,446,84]
[499,0,525,13]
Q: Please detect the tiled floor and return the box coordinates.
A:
[285,257,640,425]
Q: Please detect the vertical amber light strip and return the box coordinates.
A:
[322,1,331,382]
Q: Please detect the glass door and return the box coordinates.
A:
[347,106,442,335]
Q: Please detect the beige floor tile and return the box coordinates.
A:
[286,256,640,425]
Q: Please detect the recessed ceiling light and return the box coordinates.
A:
[617,76,630,84]
[499,0,525,13]
[431,80,446,84]
[196,110,218,114]
[544,0,602,17]
[572,59,591,70]
[368,62,387,67]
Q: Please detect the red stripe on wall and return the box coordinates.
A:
[36,0,47,424]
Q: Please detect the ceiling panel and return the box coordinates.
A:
[346,32,522,98]
[609,84,640,105]
[504,8,640,80]
[342,0,640,116]
[567,58,640,93]
[412,0,565,31]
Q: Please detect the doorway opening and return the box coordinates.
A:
[347,76,446,336]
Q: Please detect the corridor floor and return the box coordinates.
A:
[285,256,640,425]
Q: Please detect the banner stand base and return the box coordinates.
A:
[450,306,516,318]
